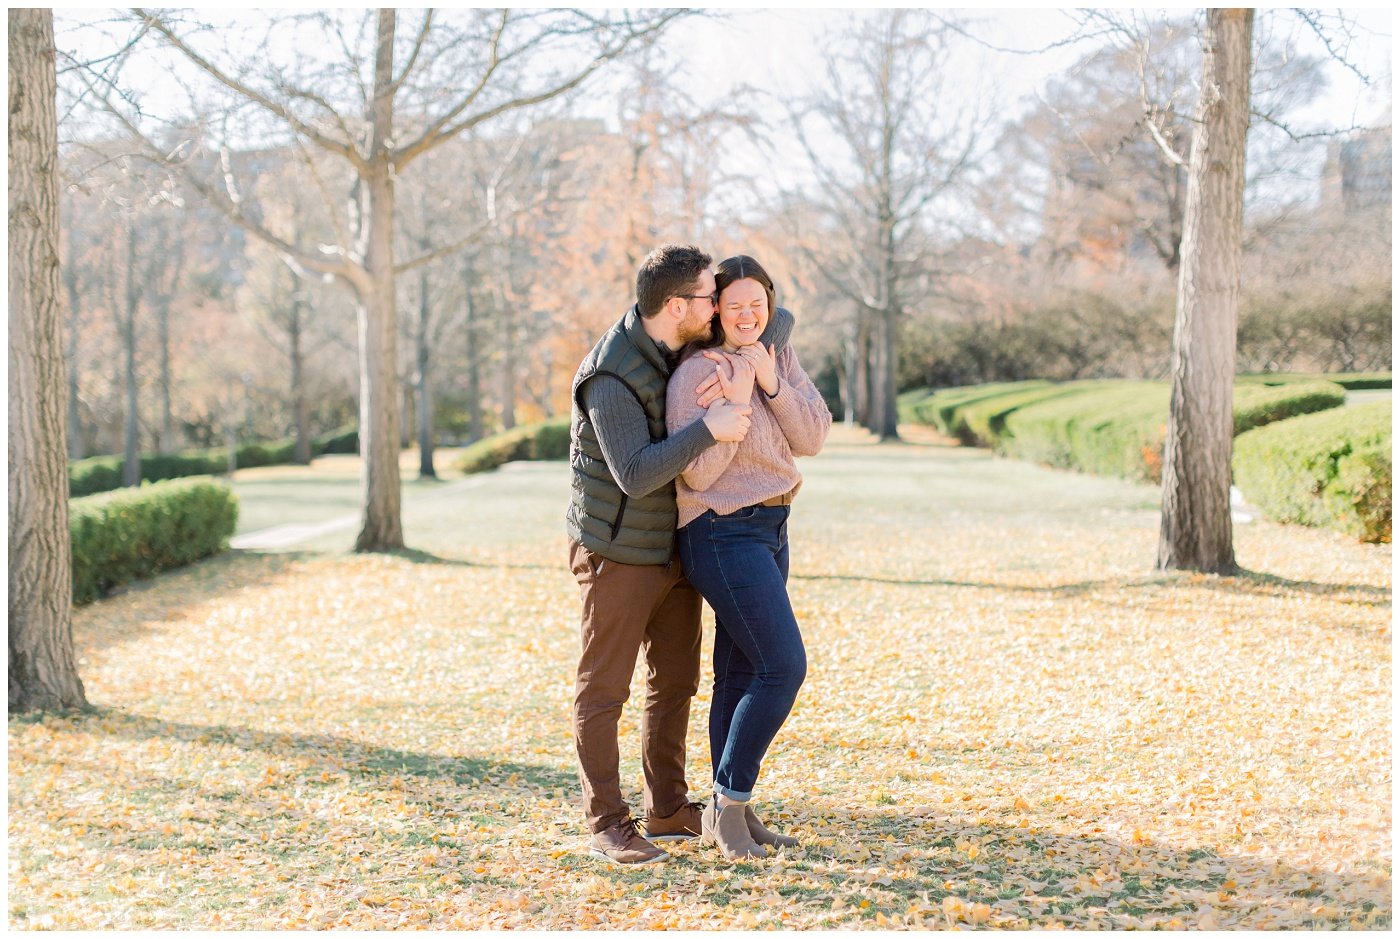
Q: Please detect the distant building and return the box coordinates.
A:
[1320,125,1391,213]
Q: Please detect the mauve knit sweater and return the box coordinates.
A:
[666,345,833,528]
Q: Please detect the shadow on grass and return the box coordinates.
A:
[792,570,1390,605]
[40,706,577,795]
[766,803,1390,928]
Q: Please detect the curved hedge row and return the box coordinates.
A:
[907,380,1051,440]
[907,377,1351,484]
[1000,382,1171,480]
[69,425,359,498]
[452,417,572,474]
[71,477,239,605]
[1233,401,1391,543]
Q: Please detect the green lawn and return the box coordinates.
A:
[10,427,1391,929]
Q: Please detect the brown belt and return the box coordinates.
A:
[759,489,795,508]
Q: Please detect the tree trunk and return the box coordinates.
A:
[853,312,870,427]
[1156,8,1252,575]
[121,220,141,487]
[353,8,404,552]
[289,288,311,465]
[464,268,483,443]
[400,380,414,449]
[9,8,88,712]
[874,306,899,439]
[416,265,436,478]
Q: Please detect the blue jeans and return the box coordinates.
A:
[679,505,807,801]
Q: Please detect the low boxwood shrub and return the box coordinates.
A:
[1239,371,1391,391]
[68,455,125,497]
[313,425,359,455]
[70,477,239,605]
[911,381,1050,437]
[1231,380,1346,434]
[452,417,572,474]
[71,431,349,498]
[1233,401,1391,543]
[955,382,1095,447]
[1001,382,1169,480]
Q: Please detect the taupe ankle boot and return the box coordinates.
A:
[702,800,767,860]
[744,804,799,848]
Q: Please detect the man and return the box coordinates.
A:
[565,244,792,864]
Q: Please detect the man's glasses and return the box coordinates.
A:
[677,292,718,305]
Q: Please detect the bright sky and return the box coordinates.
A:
[54,5,1393,221]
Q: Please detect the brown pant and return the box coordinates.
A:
[569,539,701,834]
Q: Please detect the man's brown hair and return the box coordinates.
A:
[636,244,712,318]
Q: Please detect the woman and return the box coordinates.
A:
[665,255,832,860]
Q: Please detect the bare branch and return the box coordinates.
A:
[1292,9,1371,83]
[390,9,434,94]
[131,8,367,169]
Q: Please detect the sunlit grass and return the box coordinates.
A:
[9,427,1390,928]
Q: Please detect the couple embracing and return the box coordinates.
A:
[565,244,833,864]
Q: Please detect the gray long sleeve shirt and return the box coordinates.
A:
[579,373,716,498]
[578,307,795,499]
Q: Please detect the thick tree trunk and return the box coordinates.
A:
[416,265,436,478]
[9,8,88,712]
[121,221,141,487]
[1156,8,1252,574]
[353,8,404,552]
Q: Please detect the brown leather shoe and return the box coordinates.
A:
[588,817,670,865]
[701,800,767,860]
[744,804,799,848]
[644,801,703,842]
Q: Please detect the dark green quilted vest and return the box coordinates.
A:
[565,305,678,565]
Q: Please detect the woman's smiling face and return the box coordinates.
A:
[718,277,769,349]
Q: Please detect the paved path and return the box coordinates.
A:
[230,475,490,550]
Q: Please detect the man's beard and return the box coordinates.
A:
[678,311,716,344]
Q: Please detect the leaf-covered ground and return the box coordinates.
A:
[9,427,1391,929]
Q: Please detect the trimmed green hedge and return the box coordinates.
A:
[70,477,239,605]
[314,425,359,455]
[70,427,360,497]
[908,380,1052,440]
[1000,382,1171,481]
[1231,380,1346,435]
[915,378,1351,483]
[1233,401,1391,543]
[452,417,572,474]
[956,382,1096,447]
[1239,371,1391,391]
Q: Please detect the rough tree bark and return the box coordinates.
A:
[1156,8,1253,574]
[9,8,89,712]
[351,9,403,551]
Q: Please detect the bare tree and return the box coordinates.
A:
[73,8,688,550]
[1156,9,1254,574]
[10,8,89,712]
[791,10,993,439]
